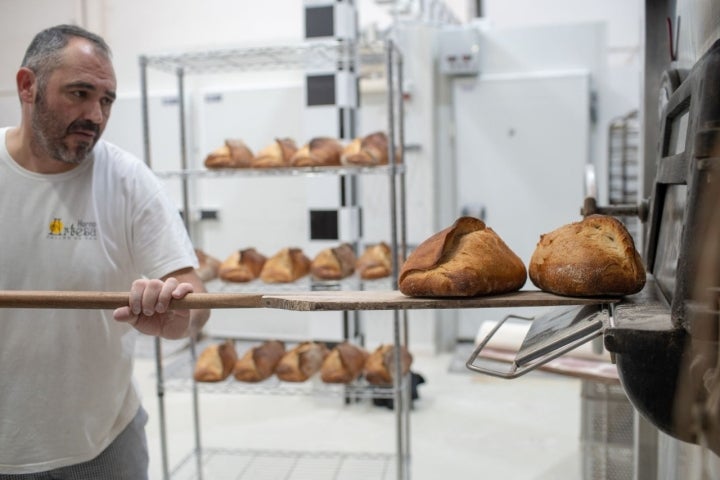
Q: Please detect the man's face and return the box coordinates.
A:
[30,38,117,165]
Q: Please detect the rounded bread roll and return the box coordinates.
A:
[193,340,238,382]
[260,247,311,283]
[204,139,253,168]
[311,243,356,280]
[252,138,297,168]
[340,131,392,166]
[529,214,646,297]
[356,242,392,280]
[399,216,527,297]
[290,137,343,167]
[233,340,286,382]
[218,248,267,283]
[275,341,329,382]
[364,344,413,386]
[320,342,368,384]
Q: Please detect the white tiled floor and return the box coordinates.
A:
[134,339,587,480]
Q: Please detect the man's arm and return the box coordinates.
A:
[113,267,211,339]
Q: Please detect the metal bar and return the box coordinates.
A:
[139,56,152,168]
[386,39,399,289]
[386,37,407,480]
[154,336,170,480]
[0,291,264,310]
[392,309,404,480]
[190,334,204,480]
[177,67,192,233]
[396,48,411,477]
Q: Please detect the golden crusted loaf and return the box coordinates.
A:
[364,344,413,386]
[356,242,392,280]
[275,341,330,382]
[398,216,527,297]
[529,214,646,297]
[341,131,392,166]
[193,340,238,382]
[290,137,343,167]
[260,247,311,283]
[194,248,221,282]
[311,243,357,280]
[320,342,369,384]
[218,248,267,283]
[204,139,254,168]
[233,340,286,382]
[252,138,298,168]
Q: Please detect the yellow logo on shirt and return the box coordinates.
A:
[47,218,97,239]
[49,218,63,235]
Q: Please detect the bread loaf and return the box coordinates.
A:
[399,216,527,297]
[529,214,646,297]
[193,340,238,382]
[260,247,311,283]
[194,248,221,282]
[275,341,329,382]
[364,344,413,386]
[290,137,343,167]
[320,342,369,384]
[341,131,393,166]
[311,243,357,280]
[356,242,392,280]
[218,248,267,283]
[252,138,297,168]
[233,340,286,382]
[204,139,254,168]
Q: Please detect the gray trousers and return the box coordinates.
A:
[0,407,149,480]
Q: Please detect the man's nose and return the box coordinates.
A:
[85,100,105,125]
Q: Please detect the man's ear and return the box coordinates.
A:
[16,67,37,104]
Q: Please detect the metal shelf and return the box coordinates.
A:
[204,277,394,295]
[154,164,406,180]
[141,40,386,75]
[163,352,402,400]
[170,447,396,480]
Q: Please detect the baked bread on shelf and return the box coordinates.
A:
[218,248,267,283]
[260,247,311,283]
[193,340,238,382]
[529,214,646,297]
[320,342,369,384]
[252,138,298,168]
[356,242,393,280]
[364,344,413,386]
[311,243,357,280]
[233,340,286,382]
[341,131,393,166]
[290,137,343,167]
[204,139,254,168]
[275,341,330,382]
[399,216,527,297]
[194,248,221,282]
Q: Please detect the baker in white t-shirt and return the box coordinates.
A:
[0,25,211,479]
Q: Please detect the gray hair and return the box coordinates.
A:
[21,24,112,92]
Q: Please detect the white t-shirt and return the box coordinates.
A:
[0,127,197,474]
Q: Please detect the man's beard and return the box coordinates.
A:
[31,91,99,165]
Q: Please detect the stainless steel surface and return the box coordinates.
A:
[466,307,610,380]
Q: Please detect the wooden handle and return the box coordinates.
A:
[0,291,264,310]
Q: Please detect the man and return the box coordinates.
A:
[0,24,210,478]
